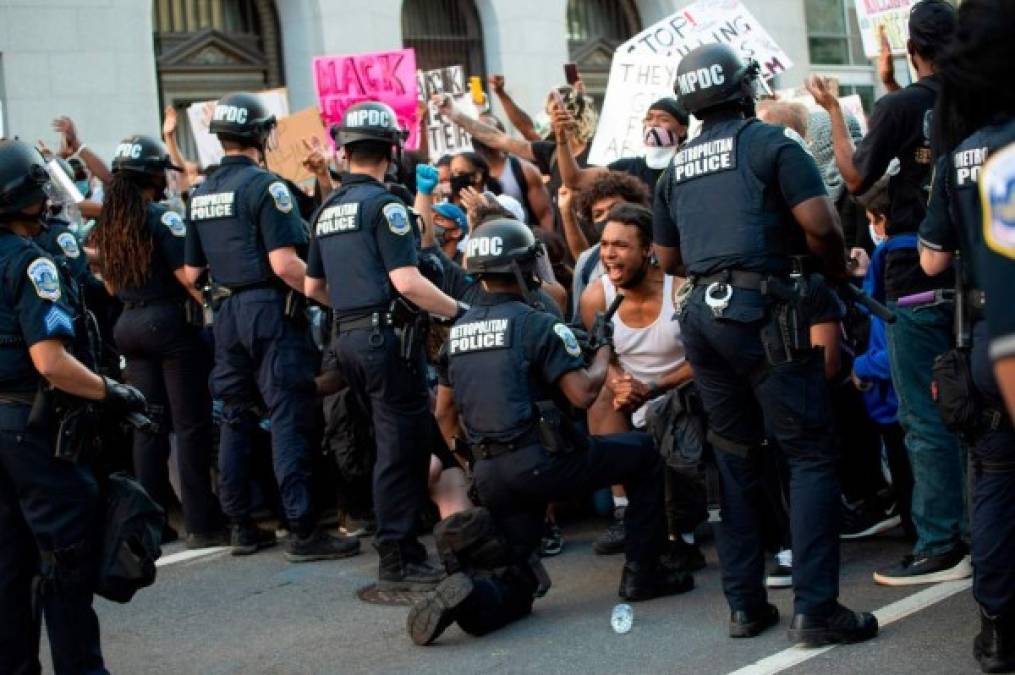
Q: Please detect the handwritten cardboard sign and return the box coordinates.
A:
[263,107,330,184]
[313,49,419,150]
[417,65,479,162]
[186,88,289,168]
[855,0,918,59]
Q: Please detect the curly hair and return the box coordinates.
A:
[575,170,651,225]
[93,172,153,291]
[544,85,599,143]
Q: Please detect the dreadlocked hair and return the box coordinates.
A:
[94,172,154,291]
[936,0,1015,153]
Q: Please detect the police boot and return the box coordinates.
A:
[975,607,1015,673]
[285,528,361,563]
[406,572,475,646]
[787,603,878,647]
[376,541,445,590]
[618,560,694,602]
[230,521,277,556]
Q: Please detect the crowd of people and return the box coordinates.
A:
[0,0,1013,673]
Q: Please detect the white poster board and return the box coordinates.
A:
[774,86,869,136]
[416,65,479,162]
[855,0,918,59]
[186,88,289,168]
[590,0,793,166]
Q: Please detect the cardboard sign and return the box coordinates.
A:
[590,1,792,165]
[618,0,793,79]
[186,88,289,169]
[855,0,918,59]
[263,107,330,184]
[417,65,479,162]
[313,49,419,151]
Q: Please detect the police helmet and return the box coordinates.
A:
[208,92,277,146]
[674,44,760,116]
[111,134,181,175]
[332,101,406,149]
[0,139,51,216]
[463,217,541,276]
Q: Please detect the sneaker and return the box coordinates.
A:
[185,530,229,550]
[873,548,972,586]
[765,549,793,589]
[540,521,563,557]
[376,541,445,590]
[230,522,277,556]
[788,602,878,647]
[593,518,626,556]
[407,572,475,646]
[841,499,901,540]
[285,529,361,562]
[340,512,378,538]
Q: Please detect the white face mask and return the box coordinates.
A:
[644,146,677,169]
[869,222,886,247]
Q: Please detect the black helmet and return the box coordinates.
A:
[0,139,51,216]
[208,92,276,146]
[332,101,405,148]
[463,217,541,276]
[674,44,760,116]
[111,134,181,175]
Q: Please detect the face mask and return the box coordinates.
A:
[450,173,474,198]
[643,126,678,148]
[593,219,608,236]
[434,224,450,246]
[869,222,886,247]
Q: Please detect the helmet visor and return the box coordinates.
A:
[44,159,82,204]
[264,125,281,152]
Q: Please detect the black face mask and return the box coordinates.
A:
[593,219,608,235]
[450,173,474,198]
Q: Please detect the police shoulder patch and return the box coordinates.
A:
[56,231,81,259]
[161,210,187,237]
[26,257,61,302]
[268,181,294,214]
[980,144,1015,260]
[553,322,582,358]
[383,202,411,236]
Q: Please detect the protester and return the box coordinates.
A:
[472,113,553,229]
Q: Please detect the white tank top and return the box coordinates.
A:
[495,157,525,205]
[602,274,686,428]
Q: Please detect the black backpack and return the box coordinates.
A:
[96,472,165,603]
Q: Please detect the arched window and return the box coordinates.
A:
[567,0,641,106]
[152,0,284,158]
[402,0,486,77]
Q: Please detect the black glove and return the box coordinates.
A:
[588,311,614,351]
[102,376,147,415]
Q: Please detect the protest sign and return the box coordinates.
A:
[855,0,918,59]
[774,86,869,136]
[591,0,792,165]
[417,65,479,162]
[264,107,330,184]
[186,88,289,169]
[618,0,793,79]
[313,49,419,151]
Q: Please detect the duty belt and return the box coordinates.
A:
[335,311,393,334]
[473,427,541,460]
[122,297,182,310]
[690,269,768,318]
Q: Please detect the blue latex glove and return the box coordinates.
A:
[416,163,439,196]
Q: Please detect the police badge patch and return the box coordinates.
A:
[383,202,411,236]
[56,231,81,258]
[161,211,187,237]
[980,144,1015,260]
[553,323,582,357]
[268,181,294,214]
[27,258,61,301]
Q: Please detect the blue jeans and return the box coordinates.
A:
[886,303,966,556]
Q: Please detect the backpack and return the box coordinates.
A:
[96,472,165,603]
[644,381,710,475]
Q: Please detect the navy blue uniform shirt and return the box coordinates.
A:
[185,155,307,287]
[118,203,189,303]
[975,138,1015,363]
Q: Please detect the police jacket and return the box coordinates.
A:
[919,117,1015,291]
[0,231,75,394]
[36,217,89,309]
[117,203,189,304]
[185,155,307,288]
[652,113,826,278]
[440,293,584,444]
[306,172,417,318]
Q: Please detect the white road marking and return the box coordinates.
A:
[727,579,973,675]
[156,547,228,568]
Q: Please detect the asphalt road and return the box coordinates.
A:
[44,520,982,675]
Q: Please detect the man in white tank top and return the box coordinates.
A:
[579,203,703,565]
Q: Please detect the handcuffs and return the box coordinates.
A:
[704,281,733,318]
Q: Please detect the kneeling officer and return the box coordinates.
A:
[0,139,147,674]
[407,218,692,646]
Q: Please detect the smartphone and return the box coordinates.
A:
[564,63,580,86]
[468,76,485,106]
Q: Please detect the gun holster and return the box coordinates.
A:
[28,386,96,463]
[760,277,810,367]
[389,296,427,365]
[534,401,584,455]
[183,299,204,327]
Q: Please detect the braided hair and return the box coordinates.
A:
[93,172,154,291]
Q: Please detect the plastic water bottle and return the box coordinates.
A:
[611,603,633,634]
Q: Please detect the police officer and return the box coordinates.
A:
[87,134,226,548]
[653,44,877,644]
[916,2,1015,668]
[184,92,360,562]
[304,101,463,588]
[0,139,147,674]
[407,218,692,646]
